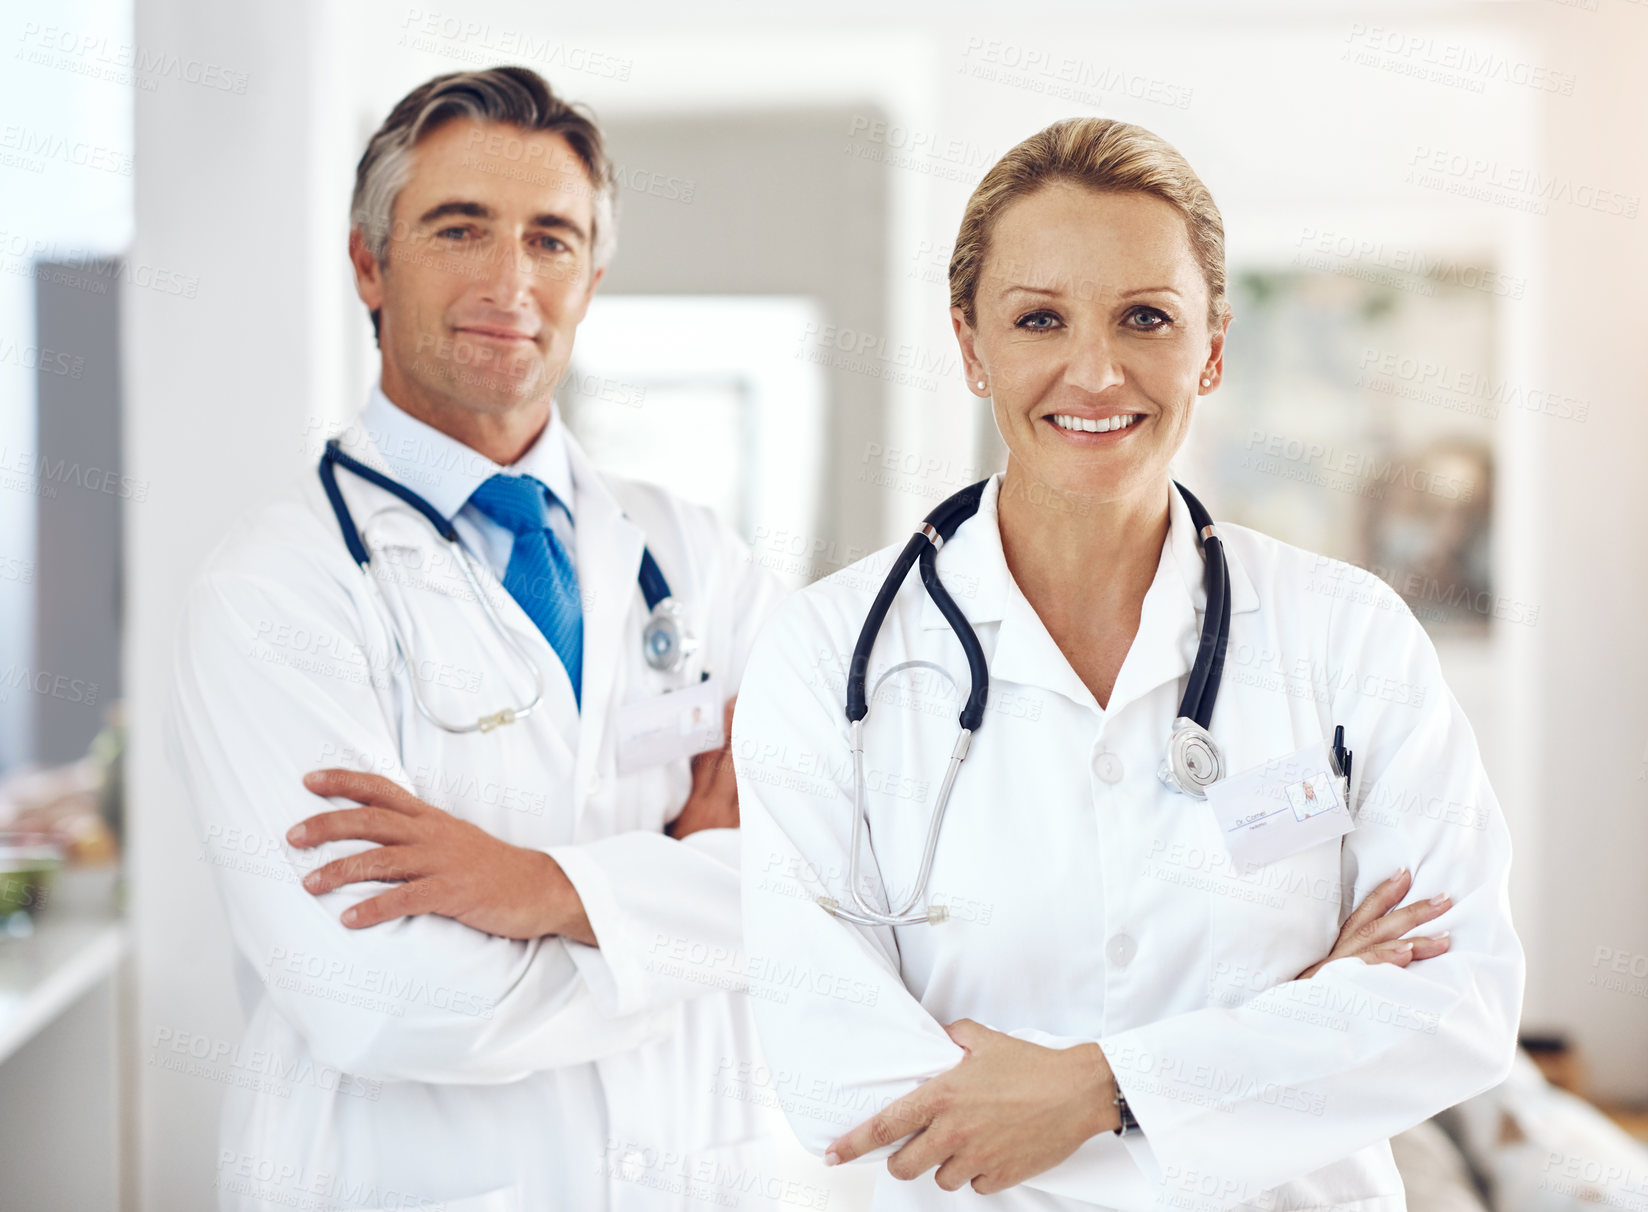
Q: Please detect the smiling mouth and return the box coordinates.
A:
[1048,413,1143,434]
[456,327,537,343]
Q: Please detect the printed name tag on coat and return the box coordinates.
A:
[1203,740,1355,870]
[615,676,725,774]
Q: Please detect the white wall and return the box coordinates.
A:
[1524,0,1648,1096]
[127,1,348,1207]
[0,0,134,766]
[125,1,1647,1205]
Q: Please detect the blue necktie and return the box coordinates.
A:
[468,473,583,706]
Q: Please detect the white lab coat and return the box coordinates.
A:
[169,416,788,1212]
[733,473,1525,1212]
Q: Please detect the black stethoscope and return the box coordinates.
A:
[820,478,1231,928]
[318,439,694,732]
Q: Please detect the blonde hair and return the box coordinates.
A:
[948,117,1229,330]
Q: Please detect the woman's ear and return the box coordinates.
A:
[950,306,988,397]
[1203,307,1233,388]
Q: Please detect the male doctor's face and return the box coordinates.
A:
[951,184,1229,507]
[350,118,604,421]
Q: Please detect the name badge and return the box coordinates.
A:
[615,676,725,775]
[1203,740,1355,870]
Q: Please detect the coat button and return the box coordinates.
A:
[1093,752,1123,784]
[1106,933,1137,967]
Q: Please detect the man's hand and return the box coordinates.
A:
[824,1019,1114,1195]
[666,698,738,840]
[1295,866,1452,980]
[289,770,595,944]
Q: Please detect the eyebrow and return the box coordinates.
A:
[414,199,589,243]
[997,283,1184,299]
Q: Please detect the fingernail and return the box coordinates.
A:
[1395,940,1414,952]
[1429,893,1451,906]
[341,906,357,925]
[1433,931,1450,943]
[303,772,324,790]
[824,1152,840,1167]
[286,824,306,845]
[302,871,321,892]
[1389,867,1409,883]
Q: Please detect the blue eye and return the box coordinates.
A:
[1016,311,1061,330]
[1128,306,1172,329]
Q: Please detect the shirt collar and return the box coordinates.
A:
[918,473,1258,711]
[355,380,577,521]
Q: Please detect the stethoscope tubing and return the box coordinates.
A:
[318,438,686,731]
[829,478,1231,929]
[1177,485,1230,730]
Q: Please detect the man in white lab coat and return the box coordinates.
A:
[169,67,785,1211]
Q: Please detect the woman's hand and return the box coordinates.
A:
[1295,867,1451,980]
[824,1019,1113,1195]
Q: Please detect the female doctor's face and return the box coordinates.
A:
[952,185,1229,507]
[349,118,604,418]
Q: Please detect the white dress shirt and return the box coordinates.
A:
[352,380,577,576]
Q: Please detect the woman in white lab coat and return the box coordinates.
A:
[733,116,1525,1211]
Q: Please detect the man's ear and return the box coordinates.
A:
[572,264,606,326]
[348,228,384,313]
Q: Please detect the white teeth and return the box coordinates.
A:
[1051,413,1139,433]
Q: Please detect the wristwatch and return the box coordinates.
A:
[1113,1085,1141,1137]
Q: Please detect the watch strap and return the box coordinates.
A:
[1113,1086,1141,1136]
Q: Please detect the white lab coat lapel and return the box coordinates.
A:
[993,582,1099,712]
[920,476,1261,718]
[915,477,1095,711]
[327,424,582,765]
[563,430,645,836]
[1097,482,1263,716]
[1101,487,1203,717]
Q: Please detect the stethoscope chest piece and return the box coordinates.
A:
[1161,716,1225,798]
[642,598,696,673]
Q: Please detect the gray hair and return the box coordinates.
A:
[351,66,618,277]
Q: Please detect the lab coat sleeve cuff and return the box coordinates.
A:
[545,830,745,1020]
[1022,1030,1165,1185]
[543,842,633,1018]
[1118,1127,1165,1186]
[983,1027,1167,1204]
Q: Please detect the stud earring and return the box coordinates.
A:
[977,380,986,390]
